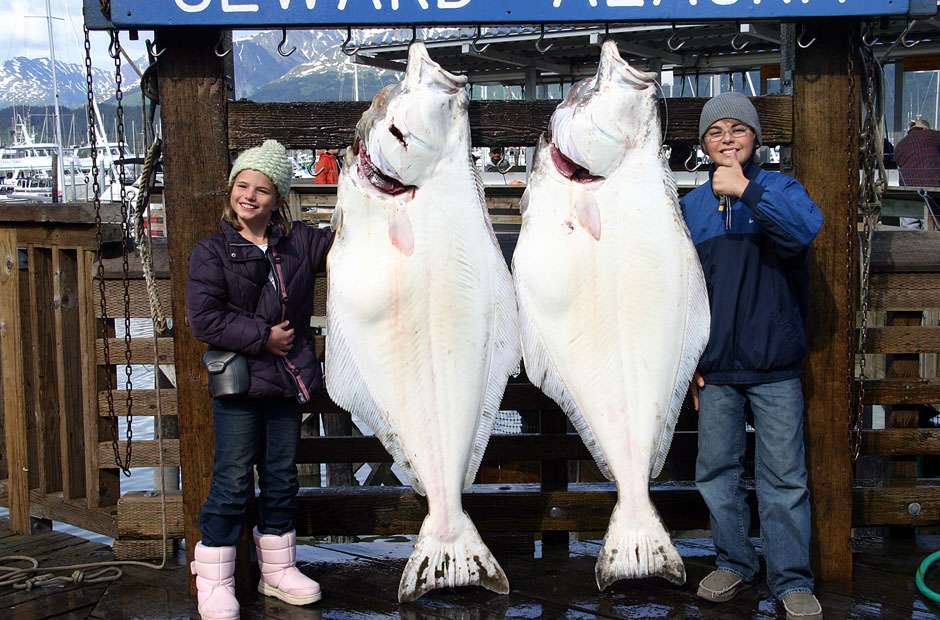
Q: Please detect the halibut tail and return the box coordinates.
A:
[595,500,686,590]
[398,511,509,602]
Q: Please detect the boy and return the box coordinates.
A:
[679,92,824,620]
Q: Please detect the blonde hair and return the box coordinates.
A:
[221,182,293,238]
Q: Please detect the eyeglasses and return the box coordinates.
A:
[704,126,751,142]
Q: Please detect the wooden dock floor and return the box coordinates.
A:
[1,518,938,619]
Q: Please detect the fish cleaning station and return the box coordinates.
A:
[1,0,940,618]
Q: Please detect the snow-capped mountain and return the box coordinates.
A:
[0,27,471,107]
[0,56,141,107]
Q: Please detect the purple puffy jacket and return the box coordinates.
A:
[186,220,333,401]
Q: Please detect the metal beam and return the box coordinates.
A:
[459,43,569,76]
[353,53,407,73]
[591,33,685,66]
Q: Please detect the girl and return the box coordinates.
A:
[186,139,333,620]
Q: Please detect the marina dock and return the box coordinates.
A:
[2,517,937,619]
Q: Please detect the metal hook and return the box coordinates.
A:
[535,24,553,54]
[341,27,360,56]
[146,39,165,58]
[796,24,816,49]
[667,24,685,52]
[214,31,231,57]
[278,29,296,57]
[730,22,748,51]
[684,147,701,172]
[410,27,418,46]
[471,25,489,54]
[900,20,920,48]
[861,26,879,48]
[108,30,120,59]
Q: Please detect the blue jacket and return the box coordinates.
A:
[679,160,823,385]
[187,220,333,401]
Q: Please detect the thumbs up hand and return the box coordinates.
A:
[712,153,750,199]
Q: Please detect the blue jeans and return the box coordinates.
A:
[695,378,814,599]
[199,396,304,547]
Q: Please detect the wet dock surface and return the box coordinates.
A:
[1,518,938,619]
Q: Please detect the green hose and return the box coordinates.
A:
[916,550,940,603]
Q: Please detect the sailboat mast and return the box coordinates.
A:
[44,0,67,201]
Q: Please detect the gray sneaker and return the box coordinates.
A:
[782,592,823,620]
[696,570,750,602]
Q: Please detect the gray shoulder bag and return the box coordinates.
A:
[202,264,270,398]
[202,350,250,398]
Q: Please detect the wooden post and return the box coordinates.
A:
[0,229,29,533]
[793,20,856,582]
[156,28,233,593]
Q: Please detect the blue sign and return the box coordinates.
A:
[106,1,918,29]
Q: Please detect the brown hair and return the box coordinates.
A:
[221,182,293,238]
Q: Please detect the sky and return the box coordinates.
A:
[2,0,148,71]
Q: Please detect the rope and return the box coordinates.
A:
[133,137,169,334]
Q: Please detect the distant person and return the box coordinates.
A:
[313,148,342,184]
[894,119,940,229]
[485,147,505,172]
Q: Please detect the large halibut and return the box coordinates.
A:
[325,42,520,602]
[512,40,710,589]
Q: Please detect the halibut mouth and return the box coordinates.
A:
[549,143,604,184]
[357,139,416,196]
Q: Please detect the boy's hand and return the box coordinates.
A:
[690,370,706,411]
[712,153,750,198]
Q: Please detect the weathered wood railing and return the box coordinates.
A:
[3,196,938,558]
[0,204,122,537]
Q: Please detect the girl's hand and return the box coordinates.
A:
[264,320,294,357]
[690,370,706,411]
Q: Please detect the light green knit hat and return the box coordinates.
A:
[229,139,292,197]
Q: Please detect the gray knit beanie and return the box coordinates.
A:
[229,139,292,198]
[699,92,762,146]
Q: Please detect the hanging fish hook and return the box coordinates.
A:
[471,25,489,54]
[410,27,418,46]
[684,147,702,173]
[900,20,920,49]
[730,23,748,51]
[861,20,879,47]
[214,31,231,57]
[341,27,360,56]
[278,29,296,57]
[796,24,816,49]
[666,23,685,52]
[146,39,165,59]
[535,24,553,54]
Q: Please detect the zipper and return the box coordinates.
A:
[722,195,732,230]
[267,246,311,404]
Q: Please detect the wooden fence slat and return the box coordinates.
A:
[55,249,86,501]
[80,249,104,509]
[858,377,940,405]
[861,429,940,456]
[862,326,940,353]
[98,389,179,417]
[98,279,173,318]
[30,246,61,495]
[0,229,30,532]
[869,272,940,310]
[117,490,184,539]
[852,481,940,527]
[227,96,793,150]
[97,440,180,469]
[95,337,176,365]
[870,230,940,273]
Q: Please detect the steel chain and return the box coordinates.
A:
[110,30,134,475]
[87,26,128,473]
[852,36,885,462]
